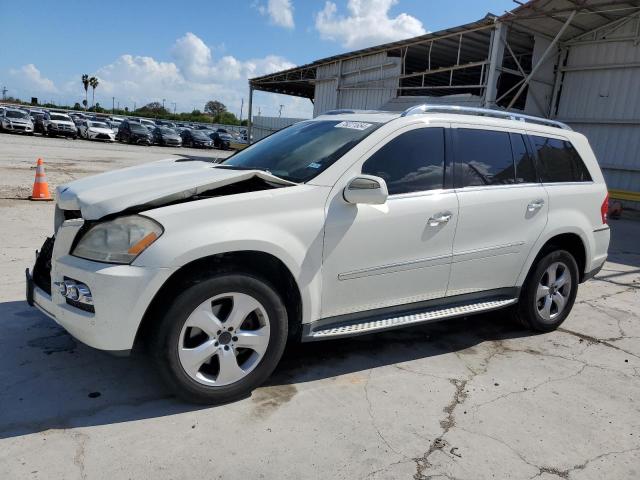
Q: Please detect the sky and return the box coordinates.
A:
[0,0,516,118]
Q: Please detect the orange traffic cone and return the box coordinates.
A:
[30,158,53,201]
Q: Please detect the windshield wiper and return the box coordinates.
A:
[215,165,297,183]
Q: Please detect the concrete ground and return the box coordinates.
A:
[0,133,638,480]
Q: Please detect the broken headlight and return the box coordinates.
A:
[72,215,163,264]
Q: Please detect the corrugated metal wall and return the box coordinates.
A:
[555,16,640,204]
[251,116,306,142]
[313,52,401,117]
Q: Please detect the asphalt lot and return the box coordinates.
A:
[0,132,639,480]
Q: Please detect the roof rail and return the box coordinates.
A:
[400,104,572,130]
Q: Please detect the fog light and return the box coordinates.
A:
[55,278,93,305]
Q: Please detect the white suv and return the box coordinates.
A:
[27,105,610,403]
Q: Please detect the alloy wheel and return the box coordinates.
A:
[178,292,271,386]
[535,261,572,322]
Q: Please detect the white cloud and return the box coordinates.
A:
[6,32,312,118]
[9,64,58,93]
[315,0,426,49]
[256,0,295,29]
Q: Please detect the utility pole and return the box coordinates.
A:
[239,98,244,123]
[172,102,176,114]
[112,97,115,114]
[1,86,7,101]
[133,101,136,111]
[117,101,120,111]
[162,98,166,111]
[257,106,261,116]
[278,104,284,118]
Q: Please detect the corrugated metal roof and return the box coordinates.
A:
[250,0,640,98]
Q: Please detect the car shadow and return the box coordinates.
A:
[0,299,530,440]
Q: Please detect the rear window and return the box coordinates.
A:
[531,136,592,183]
[454,129,515,187]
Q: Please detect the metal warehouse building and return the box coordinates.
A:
[248,0,640,206]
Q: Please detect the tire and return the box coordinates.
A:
[514,249,579,332]
[150,273,288,404]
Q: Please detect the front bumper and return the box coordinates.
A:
[27,220,173,352]
[4,123,34,133]
[49,126,76,137]
[88,131,115,141]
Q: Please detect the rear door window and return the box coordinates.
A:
[454,129,515,187]
[510,133,537,183]
[530,136,592,182]
[362,127,445,195]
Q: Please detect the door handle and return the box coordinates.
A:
[428,212,452,227]
[527,199,545,212]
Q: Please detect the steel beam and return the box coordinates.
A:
[507,10,577,110]
[247,86,253,145]
[484,23,507,107]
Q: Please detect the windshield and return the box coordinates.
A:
[6,110,28,119]
[50,114,70,121]
[89,121,108,128]
[218,129,229,134]
[130,123,148,133]
[192,131,210,139]
[221,120,380,182]
[160,127,176,135]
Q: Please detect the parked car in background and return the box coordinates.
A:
[0,108,35,134]
[211,128,233,149]
[42,112,77,138]
[32,113,46,134]
[156,120,176,128]
[138,118,156,132]
[152,127,182,147]
[180,128,213,148]
[117,120,153,145]
[78,120,116,141]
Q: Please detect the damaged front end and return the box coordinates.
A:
[54,158,297,225]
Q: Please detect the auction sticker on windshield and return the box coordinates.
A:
[334,121,373,130]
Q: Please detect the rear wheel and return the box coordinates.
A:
[151,273,288,404]
[515,249,579,332]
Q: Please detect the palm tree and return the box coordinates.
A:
[81,74,89,111]
[89,76,99,110]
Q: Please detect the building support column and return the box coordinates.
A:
[247,86,254,144]
[484,22,507,107]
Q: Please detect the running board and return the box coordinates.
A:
[302,297,517,341]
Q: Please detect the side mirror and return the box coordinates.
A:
[343,175,389,205]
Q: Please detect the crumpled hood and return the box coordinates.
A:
[56,158,296,220]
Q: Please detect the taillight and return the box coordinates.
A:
[601,193,609,224]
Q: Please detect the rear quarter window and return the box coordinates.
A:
[531,136,592,183]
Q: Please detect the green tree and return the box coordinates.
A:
[89,76,99,108]
[204,100,226,117]
[81,74,89,110]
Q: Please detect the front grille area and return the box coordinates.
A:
[96,133,111,140]
[33,237,55,295]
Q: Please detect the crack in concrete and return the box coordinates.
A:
[363,369,406,459]
[529,447,640,479]
[558,327,640,361]
[412,342,506,479]
[70,431,89,480]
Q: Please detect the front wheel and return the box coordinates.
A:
[515,249,579,332]
[151,273,288,404]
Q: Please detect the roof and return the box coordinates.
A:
[500,0,640,42]
[250,0,640,98]
[249,15,497,98]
